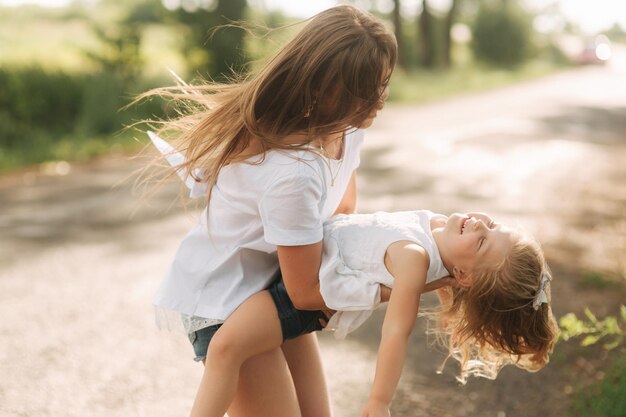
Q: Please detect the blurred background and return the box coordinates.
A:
[0,1,624,417]
[0,0,624,170]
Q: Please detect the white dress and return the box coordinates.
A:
[319,210,449,339]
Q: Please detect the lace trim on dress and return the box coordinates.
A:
[154,307,224,334]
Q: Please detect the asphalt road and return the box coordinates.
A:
[1,53,625,417]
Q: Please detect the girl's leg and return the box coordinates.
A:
[282,333,333,417]
[190,290,285,417]
[227,348,301,417]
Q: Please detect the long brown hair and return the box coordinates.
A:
[137,5,396,204]
[428,233,559,383]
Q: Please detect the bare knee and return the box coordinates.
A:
[206,330,244,367]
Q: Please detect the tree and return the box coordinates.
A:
[391,0,409,68]
[172,0,248,79]
[471,1,534,67]
[441,0,459,68]
[418,0,435,68]
[211,0,248,78]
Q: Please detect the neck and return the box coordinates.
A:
[430,217,455,275]
[318,131,345,159]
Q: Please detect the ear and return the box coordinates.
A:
[453,266,474,288]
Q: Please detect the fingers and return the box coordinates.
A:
[322,309,335,319]
[380,285,392,302]
[318,309,335,328]
[422,276,457,293]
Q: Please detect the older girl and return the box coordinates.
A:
[144,5,398,417]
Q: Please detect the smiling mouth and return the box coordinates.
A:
[460,216,469,234]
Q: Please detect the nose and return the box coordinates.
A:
[469,217,487,231]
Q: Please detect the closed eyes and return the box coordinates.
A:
[479,220,498,250]
[479,220,495,249]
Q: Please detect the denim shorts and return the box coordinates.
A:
[188,276,326,362]
[267,279,326,341]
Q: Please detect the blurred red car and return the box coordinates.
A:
[577,35,612,65]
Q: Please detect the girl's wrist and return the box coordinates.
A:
[368,396,391,406]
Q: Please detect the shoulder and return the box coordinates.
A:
[387,241,430,266]
[248,150,323,190]
[385,241,430,285]
[263,149,324,176]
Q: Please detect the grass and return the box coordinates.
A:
[0,5,188,76]
[580,270,613,289]
[0,130,145,174]
[568,350,626,417]
[388,43,569,104]
[389,59,566,103]
[0,14,100,72]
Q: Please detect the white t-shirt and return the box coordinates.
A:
[154,129,365,333]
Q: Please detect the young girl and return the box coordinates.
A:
[190,210,559,417]
[142,5,399,417]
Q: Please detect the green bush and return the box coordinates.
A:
[560,306,625,350]
[77,71,126,135]
[0,66,165,170]
[471,3,534,67]
[560,307,626,417]
[0,67,84,148]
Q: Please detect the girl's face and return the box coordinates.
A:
[358,84,390,129]
[433,212,515,281]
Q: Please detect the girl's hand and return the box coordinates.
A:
[361,399,391,417]
[421,276,457,294]
[380,264,457,304]
[318,308,336,328]
[380,285,392,302]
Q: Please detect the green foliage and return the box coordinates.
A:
[0,66,164,170]
[169,0,248,80]
[0,67,84,148]
[84,23,144,83]
[0,1,572,172]
[471,2,535,67]
[559,306,625,350]
[581,271,612,289]
[387,53,565,103]
[0,1,169,169]
[542,40,571,66]
[77,71,127,136]
[568,351,626,417]
[604,23,626,44]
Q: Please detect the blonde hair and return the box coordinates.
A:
[429,233,559,384]
[137,5,396,204]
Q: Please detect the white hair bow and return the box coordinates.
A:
[148,131,208,199]
[532,273,550,310]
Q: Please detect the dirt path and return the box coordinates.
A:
[1,58,625,417]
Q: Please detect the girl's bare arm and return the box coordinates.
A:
[361,241,428,417]
[277,242,327,310]
[279,170,397,311]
